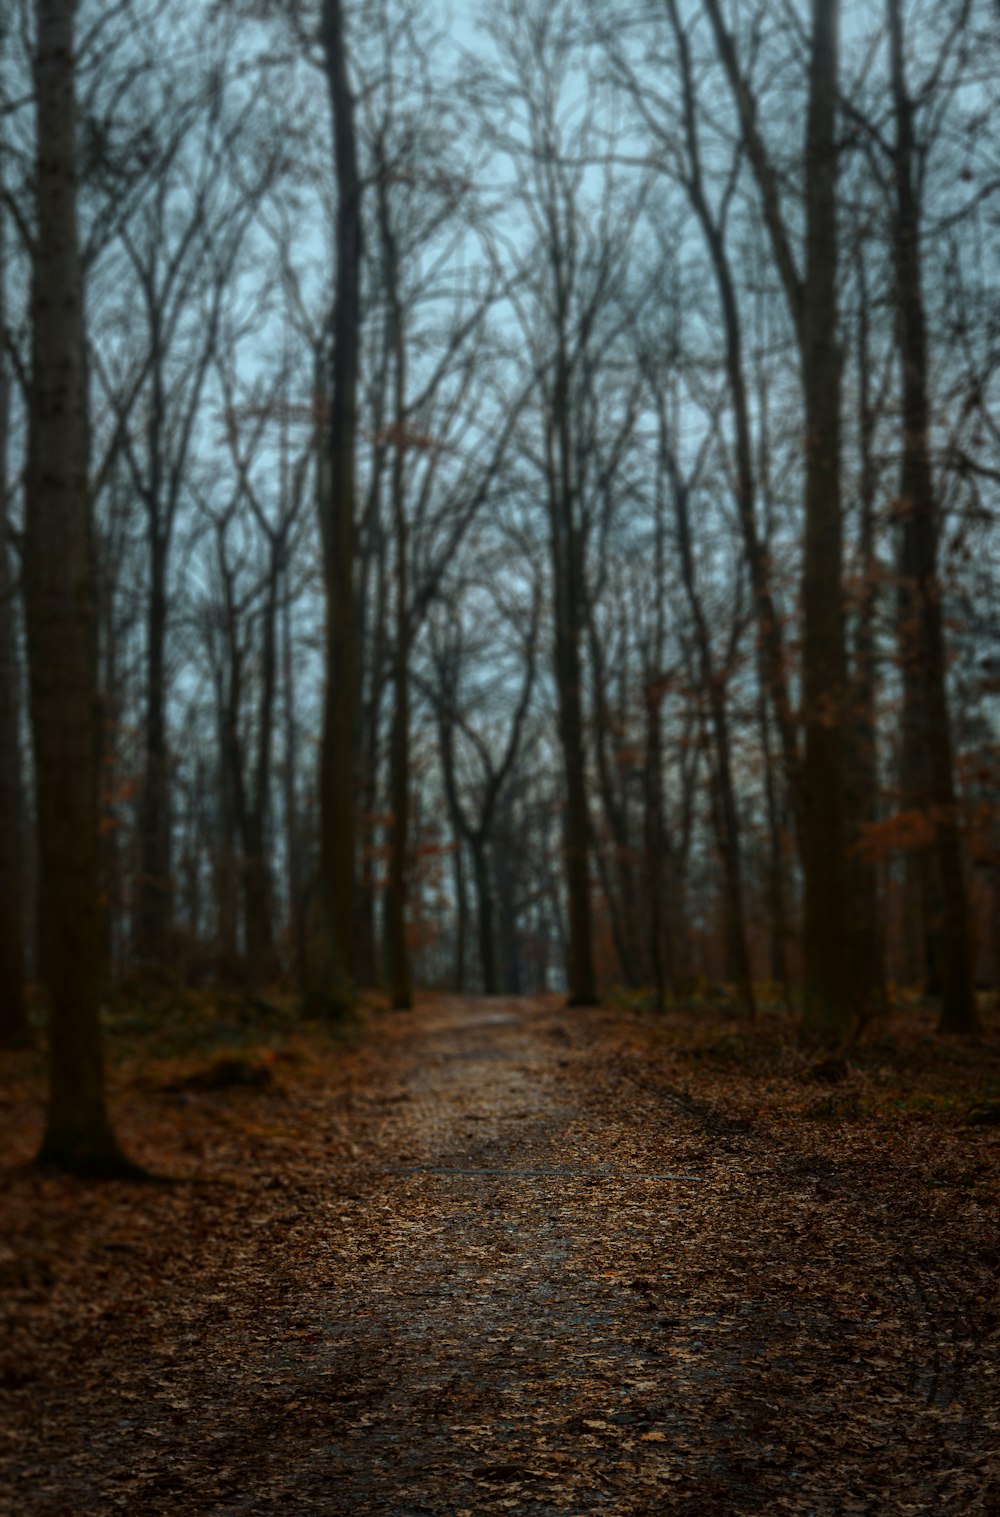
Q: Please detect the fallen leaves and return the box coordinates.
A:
[0,993,997,1514]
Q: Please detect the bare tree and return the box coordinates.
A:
[885,0,978,1033]
[25,0,135,1173]
[700,0,851,1036]
[0,188,30,1048]
[308,0,362,1014]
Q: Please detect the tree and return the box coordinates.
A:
[885,0,978,1034]
[701,0,850,1036]
[308,0,362,1015]
[0,187,31,1049]
[25,0,135,1174]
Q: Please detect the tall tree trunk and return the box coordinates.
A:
[0,213,29,1049]
[380,169,412,1010]
[887,0,977,1034]
[216,654,242,975]
[311,0,361,1015]
[847,254,886,1025]
[387,608,411,1007]
[437,709,468,994]
[701,0,850,1035]
[26,0,133,1172]
[451,819,467,993]
[471,836,497,995]
[98,482,127,979]
[355,522,388,989]
[355,691,383,988]
[588,619,641,987]
[799,0,850,1037]
[668,0,802,841]
[548,352,597,1006]
[495,792,522,994]
[758,684,791,992]
[138,537,171,964]
[281,560,302,979]
[242,558,280,985]
[643,680,667,1011]
[666,417,756,1021]
[554,596,596,1005]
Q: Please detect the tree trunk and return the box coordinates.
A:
[137,533,171,965]
[26,0,133,1173]
[887,0,977,1035]
[281,559,302,980]
[701,0,850,1036]
[668,426,756,1021]
[548,354,597,1006]
[0,196,30,1049]
[311,0,362,1015]
[643,681,667,1011]
[381,169,412,1011]
[495,793,522,994]
[758,685,791,992]
[799,0,850,1038]
[242,556,280,985]
[452,822,467,993]
[387,616,411,1007]
[588,618,641,987]
[668,0,802,841]
[215,655,242,976]
[846,254,886,1025]
[471,836,498,995]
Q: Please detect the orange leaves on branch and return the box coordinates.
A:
[367,423,449,454]
[852,806,957,861]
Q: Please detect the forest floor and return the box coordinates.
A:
[1,990,998,1516]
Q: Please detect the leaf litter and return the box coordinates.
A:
[0,992,997,1514]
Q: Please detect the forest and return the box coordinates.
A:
[2,0,997,1162]
[1,1,999,1510]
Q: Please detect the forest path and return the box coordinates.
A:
[302,995,723,1514]
[2,994,994,1515]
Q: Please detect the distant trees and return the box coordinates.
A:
[430,577,539,994]
[98,61,275,967]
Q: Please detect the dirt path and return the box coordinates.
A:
[2,996,997,1515]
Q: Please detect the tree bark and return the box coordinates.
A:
[242,551,280,985]
[471,837,497,995]
[311,0,362,1015]
[137,528,171,963]
[847,253,886,1024]
[26,0,134,1172]
[668,0,802,843]
[799,0,850,1037]
[887,0,977,1034]
[380,162,412,1011]
[0,194,30,1049]
[281,559,302,979]
[451,819,467,993]
[548,354,598,1007]
[702,0,851,1037]
[588,614,641,987]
